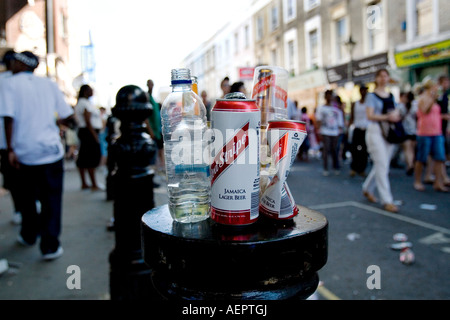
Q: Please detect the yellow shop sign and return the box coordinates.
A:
[395,39,450,68]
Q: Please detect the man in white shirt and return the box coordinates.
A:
[0,51,74,260]
[315,90,345,176]
[0,50,22,225]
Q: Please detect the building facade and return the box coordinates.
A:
[182,0,450,113]
[0,0,74,101]
[394,0,450,85]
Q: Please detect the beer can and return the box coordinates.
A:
[210,93,261,226]
[259,120,307,220]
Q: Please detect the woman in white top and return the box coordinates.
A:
[74,84,103,191]
[362,69,402,213]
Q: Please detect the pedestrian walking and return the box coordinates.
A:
[413,78,450,192]
[335,95,350,164]
[437,75,450,183]
[315,90,344,176]
[146,79,164,174]
[0,50,22,225]
[201,90,212,123]
[349,85,369,177]
[288,98,301,121]
[0,51,74,260]
[74,84,103,191]
[230,81,247,96]
[220,76,231,98]
[362,69,402,213]
[398,91,417,176]
[298,107,312,162]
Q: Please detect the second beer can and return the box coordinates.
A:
[259,120,307,220]
[210,93,261,226]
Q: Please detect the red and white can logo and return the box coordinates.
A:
[210,98,260,226]
[259,120,307,220]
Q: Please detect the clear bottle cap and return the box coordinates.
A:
[171,68,192,85]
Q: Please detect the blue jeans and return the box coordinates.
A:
[416,135,446,163]
[19,159,64,254]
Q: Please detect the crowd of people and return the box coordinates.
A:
[1,47,449,263]
[198,71,449,212]
[298,69,450,214]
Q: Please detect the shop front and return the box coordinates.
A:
[287,68,329,115]
[394,38,450,84]
[325,52,390,111]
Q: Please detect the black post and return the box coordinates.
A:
[105,114,119,202]
[108,85,157,300]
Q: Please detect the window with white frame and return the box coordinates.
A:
[406,0,438,41]
[283,0,296,23]
[271,47,278,65]
[257,15,264,40]
[271,5,279,31]
[305,16,321,69]
[304,0,320,12]
[335,17,347,62]
[367,1,385,53]
[288,41,295,75]
[225,39,230,60]
[284,28,298,76]
[244,25,250,49]
[309,30,318,67]
[234,32,239,55]
[416,0,434,36]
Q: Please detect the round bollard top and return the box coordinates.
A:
[112,85,152,122]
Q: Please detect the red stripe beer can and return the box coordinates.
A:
[259,120,307,220]
[210,93,261,226]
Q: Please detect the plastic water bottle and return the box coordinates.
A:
[161,68,211,223]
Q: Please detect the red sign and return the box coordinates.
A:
[239,67,255,80]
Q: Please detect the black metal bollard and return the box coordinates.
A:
[141,205,328,300]
[105,114,119,202]
[108,85,158,300]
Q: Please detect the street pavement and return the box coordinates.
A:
[289,153,450,300]
[0,160,168,300]
[0,154,449,300]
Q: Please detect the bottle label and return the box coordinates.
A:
[251,74,287,109]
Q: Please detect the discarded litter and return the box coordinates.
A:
[0,259,8,275]
[420,204,437,211]
[399,248,415,265]
[346,233,360,241]
[390,242,413,250]
[393,233,408,242]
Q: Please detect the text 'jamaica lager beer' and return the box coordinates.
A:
[210,92,261,226]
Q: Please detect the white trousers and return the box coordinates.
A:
[363,123,396,205]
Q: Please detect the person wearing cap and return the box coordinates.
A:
[0,50,74,260]
[0,50,23,225]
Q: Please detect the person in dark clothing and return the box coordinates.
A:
[349,85,369,177]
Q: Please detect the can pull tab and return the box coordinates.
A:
[224,92,247,100]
